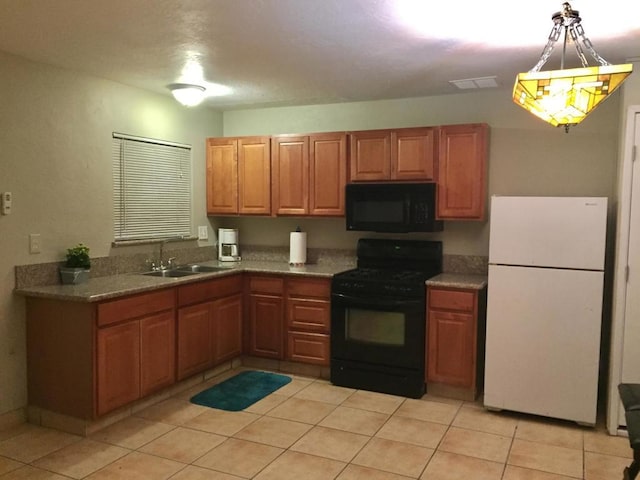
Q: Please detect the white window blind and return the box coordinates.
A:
[112,133,192,241]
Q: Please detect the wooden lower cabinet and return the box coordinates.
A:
[426,286,487,401]
[177,275,243,380]
[285,277,331,365]
[213,293,243,363]
[247,275,285,359]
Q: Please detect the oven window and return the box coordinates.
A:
[353,200,403,223]
[345,308,405,346]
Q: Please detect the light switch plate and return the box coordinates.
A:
[198,226,209,240]
[29,234,41,254]
[1,192,11,215]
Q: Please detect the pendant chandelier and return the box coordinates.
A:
[513,2,633,132]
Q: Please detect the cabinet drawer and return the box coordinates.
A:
[287,298,330,333]
[178,274,243,306]
[249,275,284,295]
[287,332,329,365]
[98,289,175,327]
[429,288,475,312]
[287,277,330,299]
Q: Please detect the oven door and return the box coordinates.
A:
[330,292,425,370]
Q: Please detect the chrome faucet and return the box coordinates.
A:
[157,236,183,270]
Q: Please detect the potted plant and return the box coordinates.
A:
[60,243,91,285]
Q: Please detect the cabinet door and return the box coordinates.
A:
[427,309,475,388]
[392,127,436,181]
[206,138,238,214]
[248,293,284,359]
[177,302,213,380]
[97,321,140,416]
[437,124,488,220]
[213,293,243,364]
[272,135,309,215]
[310,132,347,216]
[238,136,271,215]
[287,332,330,365]
[349,130,391,182]
[140,310,175,397]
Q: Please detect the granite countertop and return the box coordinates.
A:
[426,273,488,290]
[15,260,353,303]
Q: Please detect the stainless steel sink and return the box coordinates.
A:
[175,264,233,273]
[141,269,200,278]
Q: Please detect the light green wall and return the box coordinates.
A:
[0,51,223,415]
[221,89,621,254]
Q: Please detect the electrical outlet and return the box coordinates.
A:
[1,192,12,215]
[29,234,41,254]
[198,226,209,240]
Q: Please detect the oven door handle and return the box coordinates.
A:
[331,293,423,309]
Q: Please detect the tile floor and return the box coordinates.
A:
[0,367,632,479]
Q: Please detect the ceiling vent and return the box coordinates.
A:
[449,76,498,90]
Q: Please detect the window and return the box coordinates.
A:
[112,133,192,241]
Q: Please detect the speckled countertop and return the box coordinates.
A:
[14,260,353,303]
[426,273,488,290]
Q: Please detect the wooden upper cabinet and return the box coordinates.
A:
[437,124,489,220]
[349,130,391,181]
[310,132,347,216]
[238,137,271,215]
[206,136,271,215]
[272,132,347,217]
[392,128,436,181]
[349,127,436,182]
[206,138,238,215]
[272,135,310,215]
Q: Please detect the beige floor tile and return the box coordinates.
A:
[291,426,370,462]
[584,451,631,480]
[139,427,226,463]
[32,438,129,479]
[266,396,336,424]
[439,426,512,463]
[352,436,434,477]
[420,450,504,480]
[194,438,283,478]
[184,409,260,436]
[89,416,175,449]
[0,465,71,479]
[337,464,414,479]
[319,406,389,436]
[170,465,244,479]
[272,377,313,397]
[234,415,311,448]
[584,429,633,458]
[253,450,346,480]
[0,456,23,476]
[515,419,584,450]
[453,405,518,437]
[0,423,36,443]
[341,390,405,415]
[0,426,81,463]
[422,394,465,407]
[84,451,185,479]
[134,398,209,425]
[502,465,578,480]
[294,382,356,405]
[244,393,288,414]
[394,398,459,425]
[508,438,583,478]
[376,416,448,448]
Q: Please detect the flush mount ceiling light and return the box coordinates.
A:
[513,2,633,132]
[168,83,206,107]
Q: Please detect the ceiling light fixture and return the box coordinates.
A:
[168,83,206,107]
[513,2,632,132]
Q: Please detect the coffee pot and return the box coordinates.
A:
[218,228,241,261]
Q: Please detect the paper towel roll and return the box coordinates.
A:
[289,231,307,265]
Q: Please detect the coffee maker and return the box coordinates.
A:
[218,228,241,262]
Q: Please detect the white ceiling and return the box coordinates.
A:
[1,0,639,110]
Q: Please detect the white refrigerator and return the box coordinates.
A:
[484,196,607,425]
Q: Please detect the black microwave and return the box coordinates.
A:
[345,182,443,233]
